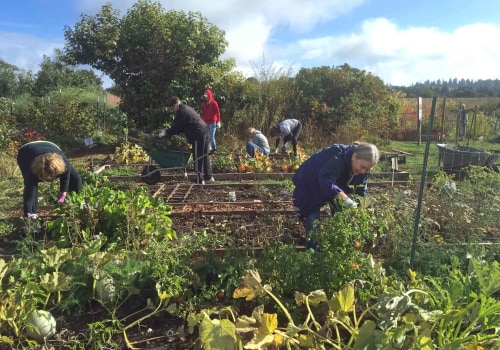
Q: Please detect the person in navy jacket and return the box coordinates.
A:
[17,140,82,217]
[160,96,214,184]
[292,142,379,249]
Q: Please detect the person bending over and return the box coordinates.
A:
[160,96,214,184]
[292,142,379,250]
[17,140,82,218]
[269,119,302,157]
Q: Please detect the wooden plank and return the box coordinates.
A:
[392,148,413,155]
[152,183,165,198]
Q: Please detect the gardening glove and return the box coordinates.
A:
[216,122,221,129]
[58,194,66,204]
[344,197,358,208]
[158,129,167,138]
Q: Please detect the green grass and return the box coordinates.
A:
[378,140,500,175]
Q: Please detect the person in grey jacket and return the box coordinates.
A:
[245,127,270,157]
[292,142,379,249]
[269,119,302,157]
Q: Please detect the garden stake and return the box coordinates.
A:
[410,96,437,269]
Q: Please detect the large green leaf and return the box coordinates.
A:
[329,283,355,313]
[199,314,238,350]
[39,272,71,293]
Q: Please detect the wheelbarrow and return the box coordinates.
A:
[140,147,192,185]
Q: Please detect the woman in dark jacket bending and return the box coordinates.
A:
[292,142,379,249]
[17,140,82,217]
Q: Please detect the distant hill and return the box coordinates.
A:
[392,78,500,99]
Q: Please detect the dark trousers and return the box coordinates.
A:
[192,134,213,183]
[283,122,302,156]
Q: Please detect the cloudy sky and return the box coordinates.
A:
[1,0,499,88]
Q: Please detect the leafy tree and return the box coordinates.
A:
[0,59,34,97]
[63,0,234,129]
[293,64,401,142]
[33,50,102,96]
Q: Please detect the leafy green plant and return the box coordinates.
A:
[183,259,500,350]
[259,204,384,302]
[47,185,176,250]
[211,153,236,173]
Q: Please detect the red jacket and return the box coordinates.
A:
[201,89,221,124]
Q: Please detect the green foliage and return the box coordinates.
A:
[32,50,102,96]
[0,98,19,152]
[138,132,191,152]
[259,204,385,304]
[63,0,235,129]
[47,185,176,250]
[147,229,237,298]
[17,91,98,138]
[0,59,33,97]
[185,259,500,349]
[210,153,235,173]
[294,64,402,142]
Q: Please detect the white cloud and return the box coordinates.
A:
[2,0,500,88]
[280,18,500,85]
[0,32,62,72]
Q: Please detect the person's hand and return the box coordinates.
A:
[216,122,221,129]
[58,194,66,204]
[158,129,166,138]
[344,197,358,208]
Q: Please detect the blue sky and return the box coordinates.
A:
[1,0,500,88]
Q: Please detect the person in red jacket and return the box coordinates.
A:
[201,89,221,154]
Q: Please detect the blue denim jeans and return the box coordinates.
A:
[246,142,269,157]
[304,209,321,250]
[207,123,217,151]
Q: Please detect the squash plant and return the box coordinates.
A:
[184,259,500,349]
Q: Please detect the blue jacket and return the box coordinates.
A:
[292,144,369,217]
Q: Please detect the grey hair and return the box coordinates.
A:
[167,96,181,107]
[353,142,380,164]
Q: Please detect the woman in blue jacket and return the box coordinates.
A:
[292,142,379,249]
